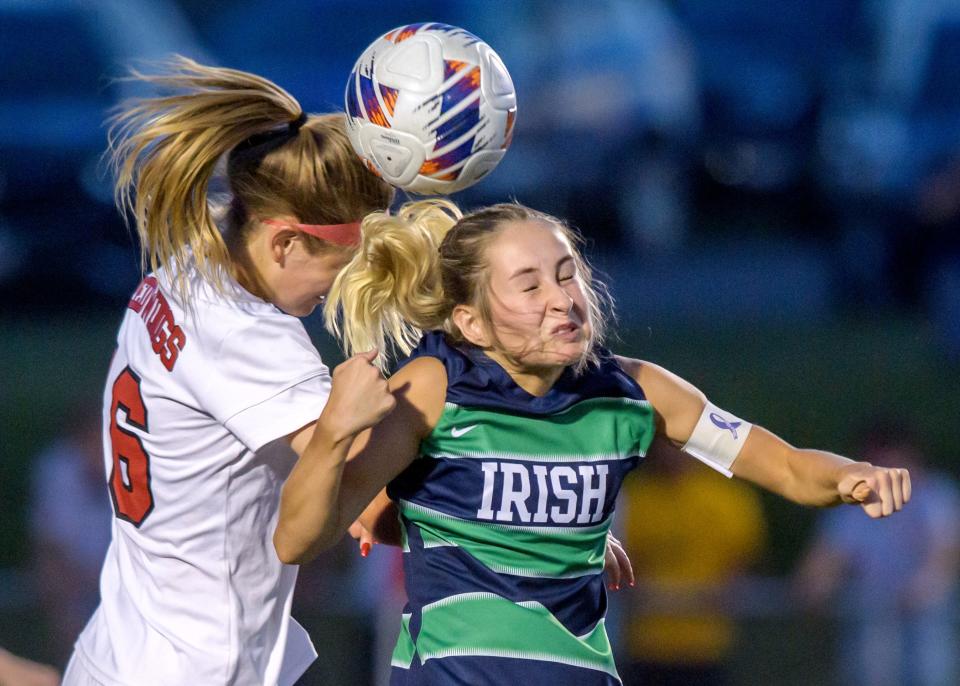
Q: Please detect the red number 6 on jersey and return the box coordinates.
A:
[109,367,155,526]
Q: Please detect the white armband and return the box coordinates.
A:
[681,402,753,478]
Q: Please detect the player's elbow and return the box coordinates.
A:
[273,526,316,565]
[273,526,327,566]
[273,527,301,565]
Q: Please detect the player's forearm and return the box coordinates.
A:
[274,422,354,564]
[779,448,857,506]
[732,427,854,506]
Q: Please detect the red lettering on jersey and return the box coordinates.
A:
[109,367,154,526]
[127,277,186,371]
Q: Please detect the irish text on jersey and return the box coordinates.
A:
[478,461,609,524]
[128,277,186,371]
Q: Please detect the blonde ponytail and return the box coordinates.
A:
[325,200,460,363]
[107,55,393,299]
[108,56,302,293]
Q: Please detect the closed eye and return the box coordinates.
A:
[556,256,576,282]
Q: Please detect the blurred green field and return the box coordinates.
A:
[1,310,958,573]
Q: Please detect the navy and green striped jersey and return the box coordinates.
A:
[387,332,656,685]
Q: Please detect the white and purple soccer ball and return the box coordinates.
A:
[345,22,517,195]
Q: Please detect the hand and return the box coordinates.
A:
[320,350,396,441]
[348,519,374,558]
[837,462,912,518]
[603,532,634,591]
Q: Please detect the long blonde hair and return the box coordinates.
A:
[326,201,611,372]
[108,56,393,298]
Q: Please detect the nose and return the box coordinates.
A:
[545,280,574,313]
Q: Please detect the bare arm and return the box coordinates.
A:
[617,356,911,515]
[727,426,906,510]
[0,648,59,686]
[274,356,446,564]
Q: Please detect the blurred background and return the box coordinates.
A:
[1,0,959,684]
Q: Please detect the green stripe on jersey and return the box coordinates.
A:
[414,592,619,678]
[423,397,654,462]
[399,500,608,578]
[391,613,415,668]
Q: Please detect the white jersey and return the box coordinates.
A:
[73,263,329,686]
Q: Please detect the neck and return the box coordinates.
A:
[227,231,271,301]
[483,349,565,397]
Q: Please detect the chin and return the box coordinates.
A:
[563,350,590,369]
[530,346,588,369]
[281,303,315,318]
[559,338,590,358]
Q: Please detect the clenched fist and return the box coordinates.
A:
[319,349,397,441]
[837,462,912,518]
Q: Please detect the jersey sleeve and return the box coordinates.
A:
[189,315,332,451]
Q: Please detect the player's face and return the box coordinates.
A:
[272,239,353,317]
[482,220,592,370]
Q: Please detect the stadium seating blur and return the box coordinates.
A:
[675,0,866,192]
[0,0,208,308]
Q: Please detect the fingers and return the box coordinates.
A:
[857,468,912,519]
[603,533,634,591]
[889,469,904,511]
[326,349,395,435]
[349,520,375,557]
[850,480,871,503]
[604,544,621,591]
[356,348,380,364]
[348,521,364,540]
[609,534,635,589]
[839,462,913,519]
[876,469,895,516]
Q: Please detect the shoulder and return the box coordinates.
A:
[389,355,448,429]
[613,354,643,379]
[614,356,704,398]
[401,330,462,364]
[611,355,706,427]
[612,355,667,382]
[398,330,469,384]
[176,283,319,365]
[391,355,447,387]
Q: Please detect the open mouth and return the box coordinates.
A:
[551,322,580,337]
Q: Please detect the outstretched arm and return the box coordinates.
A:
[728,425,909,514]
[617,356,911,516]
[275,356,446,564]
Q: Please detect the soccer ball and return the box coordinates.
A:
[345,23,517,195]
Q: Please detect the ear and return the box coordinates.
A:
[451,304,491,347]
[268,227,299,266]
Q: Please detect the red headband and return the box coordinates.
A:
[261,218,362,247]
